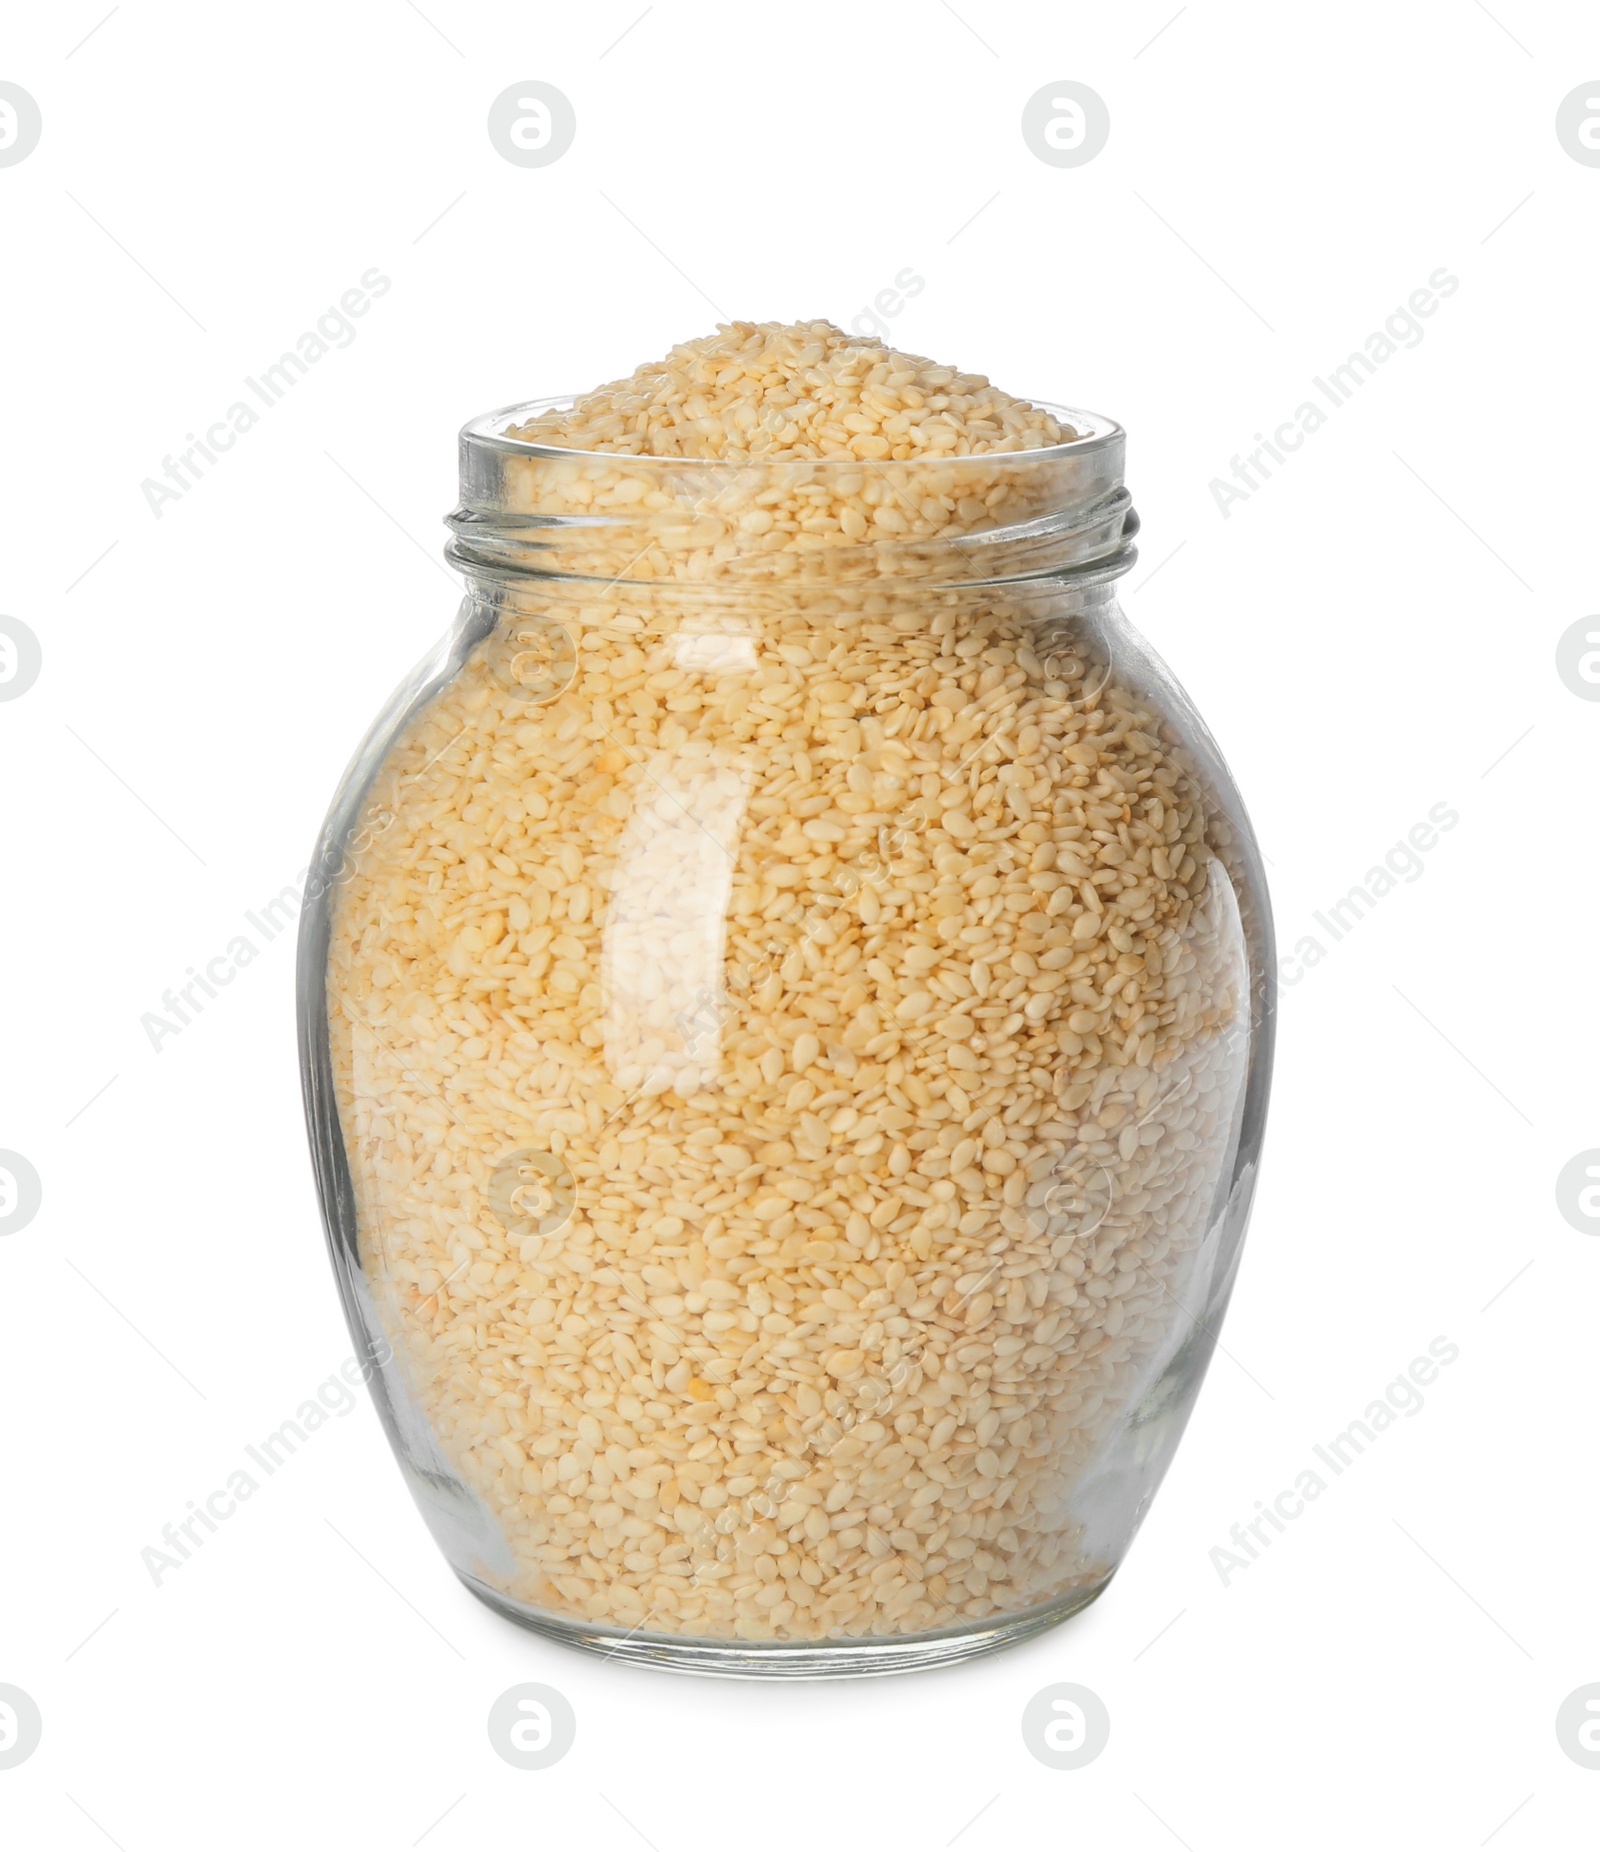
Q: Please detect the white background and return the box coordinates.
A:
[3,2,1597,1846]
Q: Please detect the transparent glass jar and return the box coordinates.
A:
[298,399,1274,1678]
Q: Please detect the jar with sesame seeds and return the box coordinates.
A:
[298,322,1274,1676]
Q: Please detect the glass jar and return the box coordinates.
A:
[298,398,1274,1677]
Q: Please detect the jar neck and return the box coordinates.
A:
[451,567,1132,678]
[443,399,1138,593]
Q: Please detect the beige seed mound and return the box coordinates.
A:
[509,319,1073,460]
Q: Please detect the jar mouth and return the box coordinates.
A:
[446,394,1136,589]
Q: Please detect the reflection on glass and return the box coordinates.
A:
[602,750,751,1098]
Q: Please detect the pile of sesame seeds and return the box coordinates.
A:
[510,319,1072,461]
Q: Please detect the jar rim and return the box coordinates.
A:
[448,394,1134,588]
[458,394,1125,469]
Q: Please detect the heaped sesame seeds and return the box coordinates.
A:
[510,319,1073,460]
[324,325,1250,1647]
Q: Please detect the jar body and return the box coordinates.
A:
[300,560,1272,1676]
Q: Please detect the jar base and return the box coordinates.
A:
[454,1569,1115,1680]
